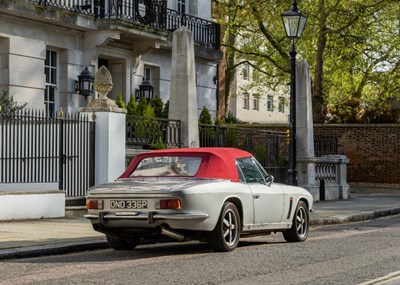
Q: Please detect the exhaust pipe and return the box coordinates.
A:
[159,226,185,241]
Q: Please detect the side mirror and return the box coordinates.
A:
[265,175,274,187]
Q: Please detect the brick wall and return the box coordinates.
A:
[244,124,400,185]
[314,124,400,185]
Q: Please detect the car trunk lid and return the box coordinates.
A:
[87,177,217,195]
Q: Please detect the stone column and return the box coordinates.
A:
[80,66,127,185]
[168,27,199,148]
[295,60,318,197]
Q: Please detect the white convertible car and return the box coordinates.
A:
[85,148,313,252]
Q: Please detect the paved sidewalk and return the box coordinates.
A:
[0,189,399,260]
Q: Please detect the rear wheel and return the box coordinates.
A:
[283,201,309,242]
[106,235,139,250]
[208,202,241,252]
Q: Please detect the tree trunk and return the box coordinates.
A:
[313,0,328,123]
[223,32,236,118]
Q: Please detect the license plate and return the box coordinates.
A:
[110,200,148,209]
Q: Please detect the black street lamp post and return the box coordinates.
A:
[281,1,307,186]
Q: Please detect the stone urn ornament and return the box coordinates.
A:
[80,65,126,113]
[94,65,113,99]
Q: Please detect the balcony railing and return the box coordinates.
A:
[30,0,220,49]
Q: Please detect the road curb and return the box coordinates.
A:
[310,208,400,226]
[0,239,108,260]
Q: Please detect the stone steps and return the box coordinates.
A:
[65,206,87,218]
[65,197,86,218]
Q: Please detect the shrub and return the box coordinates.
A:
[224,111,241,124]
[199,106,212,125]
[115,93,126,109]
[136,97,148,116]
[0,90,27,114]
[161,100,169,118]
[150,97,164,118]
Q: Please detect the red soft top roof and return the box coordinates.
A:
[120,147,253,182]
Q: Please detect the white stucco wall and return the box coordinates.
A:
[0,16,87,111]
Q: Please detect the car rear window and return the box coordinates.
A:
[130,156,202,177]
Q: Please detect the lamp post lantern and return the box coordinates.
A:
[281,1,307,186]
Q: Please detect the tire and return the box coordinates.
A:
[283,201,309,242]
[106,235,139,250]
[208,202,241,252]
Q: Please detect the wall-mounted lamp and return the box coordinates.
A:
[135,79,154,101]
[75,67,94,98]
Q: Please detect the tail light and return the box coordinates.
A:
[159,199,181,209]
[86,199,103,210]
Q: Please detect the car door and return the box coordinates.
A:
[236,157,285,224]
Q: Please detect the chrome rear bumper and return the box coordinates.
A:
[84,212,209,224]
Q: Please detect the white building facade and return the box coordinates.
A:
[229,63,290,124]
[0,0,222,117]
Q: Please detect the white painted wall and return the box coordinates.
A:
[0,192,65,220]
[89,111,126,185]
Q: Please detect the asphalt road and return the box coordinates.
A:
[1,215,400,285]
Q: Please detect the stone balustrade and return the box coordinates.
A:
[298,155,350,201]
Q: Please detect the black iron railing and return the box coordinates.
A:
[126,115,181,148]
[0,109,95,197]
[314,135,338,157]
[199,124,289,183]
[30,0,220,48]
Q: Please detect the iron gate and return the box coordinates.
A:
[0,110,95,197]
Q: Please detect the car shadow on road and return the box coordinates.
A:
[11,237,286,265]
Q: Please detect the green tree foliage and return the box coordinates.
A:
[0,90,26,114]
[213,0,400,123]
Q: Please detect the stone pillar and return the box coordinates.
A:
[80,66,127,185]
[329,155,350,199]
[296,60,318,195]
[168,27,199,148]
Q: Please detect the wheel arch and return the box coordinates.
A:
[224,197,243,226]
[299,197,310,211]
